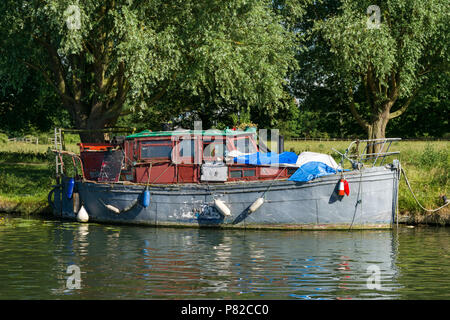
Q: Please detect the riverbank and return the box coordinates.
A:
[1,140,448,225]
[0,161,53,216]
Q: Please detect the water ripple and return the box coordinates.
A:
[0,218,449,299]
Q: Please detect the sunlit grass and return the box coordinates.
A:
[0,141,79,155]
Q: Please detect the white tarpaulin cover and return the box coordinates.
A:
[295,152,339,169]
[288,152,340,182]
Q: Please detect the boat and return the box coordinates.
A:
[48,127,402,230]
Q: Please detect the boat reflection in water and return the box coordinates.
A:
[50,222,401,299]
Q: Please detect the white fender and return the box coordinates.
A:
[249,197,264,213]
[105,204,121,214]
[77,205,89,223]
[214,199,231,216]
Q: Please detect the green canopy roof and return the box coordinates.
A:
[126,127,257,139]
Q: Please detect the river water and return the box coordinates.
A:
[0,216,448,300]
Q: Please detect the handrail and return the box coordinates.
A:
[51,149,85,180]
[334,138,401,168]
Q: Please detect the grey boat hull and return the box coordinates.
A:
[50,164,400,230]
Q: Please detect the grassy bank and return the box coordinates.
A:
[0,143,54,215]
[0,140,449,224]
[0,163,52,215]
[0,141,77,215]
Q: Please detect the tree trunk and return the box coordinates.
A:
[349,68,416,157]
[366,106,391,155]
[78,129,109,144]
[66,102,121,143]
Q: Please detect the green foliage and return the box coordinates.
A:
[286,0,449,139]
[0,162,54,214]
[315,0,448,97]
[0,133,8,144]
[0,0,448,139]
[0,0,299,139]
[0,151,48,163]
[0,71,71,136]
[62,133,81,145]
[417,144,449,169]
[388,71,449,138]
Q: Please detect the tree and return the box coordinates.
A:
[0,0,297,142]
[314,0,449,145]
[284,0,448,144]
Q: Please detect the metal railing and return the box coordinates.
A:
[333,138,401,169]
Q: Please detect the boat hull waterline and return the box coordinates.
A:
[50,165,400,230]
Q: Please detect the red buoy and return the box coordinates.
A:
[344,179,350,196]
[338,179,345,196]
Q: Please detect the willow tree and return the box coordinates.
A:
[0,0,297,141]
[313,0,449,143]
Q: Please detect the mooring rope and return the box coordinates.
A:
[401,168,450,213]
[348,168,363,231]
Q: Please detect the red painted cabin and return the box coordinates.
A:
[79,129,295,184]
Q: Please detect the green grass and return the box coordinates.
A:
[0,139,448,220]
[0,141,79,154]
[0,141,79,215]
[0,163,53,214]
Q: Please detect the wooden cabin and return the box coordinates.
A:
[79,128,296,184]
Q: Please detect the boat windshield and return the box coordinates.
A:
[140,140,172,159]
[203,141,226,161]
[232,136,257,154]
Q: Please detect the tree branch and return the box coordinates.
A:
[22,60,75,105]
[388,71,399,101]
[33,35,68,96]
[348,88,369,130]
[366,64,378,100]
[389,89,418,119]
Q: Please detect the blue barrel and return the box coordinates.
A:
[66,178,75,199]
[142,189,150,208]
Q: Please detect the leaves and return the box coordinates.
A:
[288,0,449,138]
[0,0,299,138]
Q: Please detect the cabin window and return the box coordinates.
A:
[203,142,226,160]
[229,167,256,179]
[243,169,256,177]
[140,140,173,159]
[179,140,195,158]
[230,170,242,178]
[260,167,280,176]
[233,137,257,154]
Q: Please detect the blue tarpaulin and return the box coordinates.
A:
[233,152,298,165]
[233,151,338,182]
[288,161,337,182]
